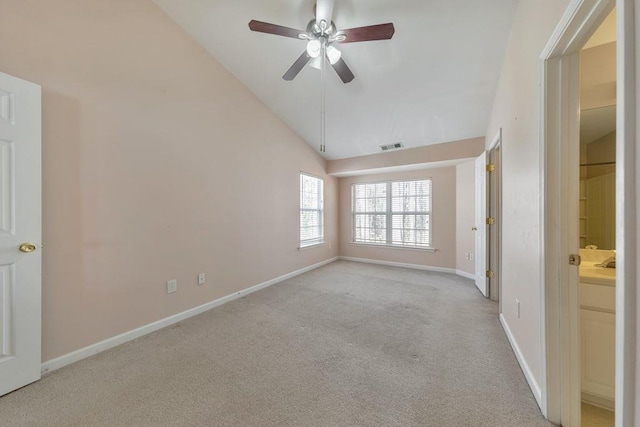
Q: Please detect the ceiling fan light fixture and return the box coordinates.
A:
[309,56,323,70]
[326,45,341,65]
[306,39,322,58]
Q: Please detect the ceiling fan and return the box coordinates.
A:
[248,0,395,83]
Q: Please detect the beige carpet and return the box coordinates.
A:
[0,261,554,426]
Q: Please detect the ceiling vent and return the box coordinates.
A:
[380,142,404,151]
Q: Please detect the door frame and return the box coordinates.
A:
[615,0,638,425]
[540,0,637,425]
[488,129,502,303]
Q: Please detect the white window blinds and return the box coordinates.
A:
[353,179,431,248]
[300,173,324,246]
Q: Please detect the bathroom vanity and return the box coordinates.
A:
[579,250,615,410]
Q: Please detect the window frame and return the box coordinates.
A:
[299,172,325,248]
[351,178,433,250]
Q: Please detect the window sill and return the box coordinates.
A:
[298,241,328,251]
[349,242,437,253]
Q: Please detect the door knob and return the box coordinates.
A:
[18,242,37,253]
[471,227,478,231]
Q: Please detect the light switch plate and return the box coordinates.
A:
[167,279,177,294]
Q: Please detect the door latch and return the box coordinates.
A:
[569,254,581,266]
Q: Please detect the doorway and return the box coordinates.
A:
[487,130,502,304]
[578,12,617,424]
[540,0,636,425]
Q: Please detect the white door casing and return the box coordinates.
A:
[0,71,42,396]
[475,151,488,297]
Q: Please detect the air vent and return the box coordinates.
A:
[380,142,404,151]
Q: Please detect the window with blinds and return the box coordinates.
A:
[300,173,324,247]
[352,179,431,248]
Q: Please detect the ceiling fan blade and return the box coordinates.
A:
[339,23,395,43]
[283,51,312,81]
[248,20,304,39]
[315,0,335,25]
[330,57,355,83]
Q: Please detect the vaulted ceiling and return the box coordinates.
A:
[153,0,518,159]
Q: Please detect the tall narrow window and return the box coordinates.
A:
[300,173,324,247]
[352,179,431,248]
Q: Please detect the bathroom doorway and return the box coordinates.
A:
[577,10,617,425]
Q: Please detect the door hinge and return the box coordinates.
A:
[569,254,581,266]
[486,217,495,225]
[486,164,496,172]
[486,270,495,278]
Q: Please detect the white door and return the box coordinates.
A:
[0,71,42,396]
[474,151,488,296]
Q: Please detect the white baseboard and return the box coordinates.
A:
[339,256,456,275]
[41,257,339,375]
[581,391,615,412]
[455,270,476,280]
[500,313,542,408]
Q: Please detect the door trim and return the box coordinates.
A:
[615,0,638,425]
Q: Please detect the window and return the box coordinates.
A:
[352,179,431,248]
[300,173,324,247]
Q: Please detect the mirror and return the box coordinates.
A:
[579,105,616,250]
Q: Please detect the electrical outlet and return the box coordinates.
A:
[469,253,474,261]
[167,279,177,294]
[516,299,520,318]
[198,273,206,285]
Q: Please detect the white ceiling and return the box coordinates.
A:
[580,9,617,145]
[153,0,519,160]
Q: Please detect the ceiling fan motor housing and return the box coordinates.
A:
[306,19,344,43]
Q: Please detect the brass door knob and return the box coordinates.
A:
[18,243,37,253]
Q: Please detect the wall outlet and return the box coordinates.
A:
[198,273,206,285]
[516,298,520,318]
[469,253,474,261]
[167,279,177,294]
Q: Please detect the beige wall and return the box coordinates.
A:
[584,131,616,250]
[587,131,616,177]
[327,137,484,176]
[455,161,475,275]
[485,0,572,397]
[0,1,338,362]
[580,41,617,110]
[338,167,456,269]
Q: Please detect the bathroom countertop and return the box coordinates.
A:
[580,261,616,286]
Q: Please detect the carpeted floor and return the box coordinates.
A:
[0,261,554,426]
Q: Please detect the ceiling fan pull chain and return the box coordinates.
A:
[320,43,327,153]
